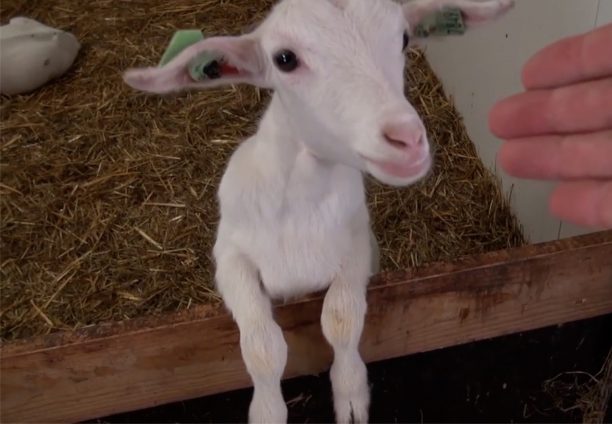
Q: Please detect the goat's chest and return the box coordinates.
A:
[218,154,368,300]
[250,202,360,299]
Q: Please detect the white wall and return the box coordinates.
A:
[422,0,611,243]
[597,0,612,26]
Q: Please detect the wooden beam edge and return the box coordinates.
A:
[1,232,611,423]
[2,230,611,357]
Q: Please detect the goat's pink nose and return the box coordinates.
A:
[382,121,425,150]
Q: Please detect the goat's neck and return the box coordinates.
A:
[254,94,306,176]
[251,94,362,199]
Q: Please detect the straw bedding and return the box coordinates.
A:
[544,348,612,424]
[0,0,524,342]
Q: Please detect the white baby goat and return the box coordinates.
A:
[123,0,513,422]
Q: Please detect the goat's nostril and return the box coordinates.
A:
[382,119,426,150]
[384,133,409,150]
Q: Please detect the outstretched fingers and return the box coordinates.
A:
[489,77,612,139]
[550,181,612,229]
[522,23,612,90]
[498,131,612,180]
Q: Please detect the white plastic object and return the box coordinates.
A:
[0,17,80,95]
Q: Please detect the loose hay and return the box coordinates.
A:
[543,348,612,423]
[0,0,524,341]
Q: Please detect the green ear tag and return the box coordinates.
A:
[414,8,466,38]
[159,30,221,81]
[159,30,205,66]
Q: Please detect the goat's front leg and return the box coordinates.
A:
[215,252,288,424]
[321,236,371,424]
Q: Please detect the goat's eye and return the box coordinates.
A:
[273,50,299,72]
[402,31,410,51]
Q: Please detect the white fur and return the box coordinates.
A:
[123,0,513,422]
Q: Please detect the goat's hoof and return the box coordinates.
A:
[332,375,369,423]
[331,358,370,424]
[334,398,369,424]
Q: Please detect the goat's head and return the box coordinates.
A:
[124,0,513,187]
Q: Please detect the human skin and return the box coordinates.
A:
[489,23,612,229]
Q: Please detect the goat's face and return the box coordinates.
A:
[124,0,513,186]
[259,0,430,186]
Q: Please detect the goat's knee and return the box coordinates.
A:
[321,283,367,350]
[240,320,288,424]
[240,319,288,381]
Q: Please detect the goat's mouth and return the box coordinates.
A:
[361,154,432,179]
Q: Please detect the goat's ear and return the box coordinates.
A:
[123,36,268,94]
[403,0,514,36]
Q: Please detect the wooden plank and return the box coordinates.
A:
[1,231,611,423]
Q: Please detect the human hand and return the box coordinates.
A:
[489,23,612,229]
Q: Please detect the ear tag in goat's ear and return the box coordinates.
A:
[159,30,204,66]
[159,30,229,81]
[188,52,234,81]
[413,7,466,38]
